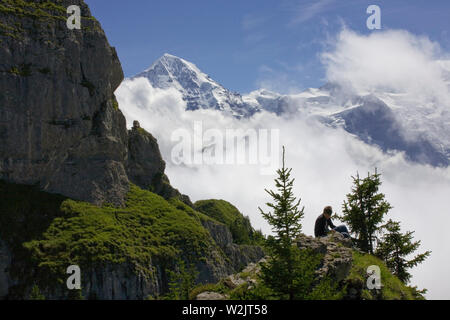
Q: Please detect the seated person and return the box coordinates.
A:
[314,206,350,238]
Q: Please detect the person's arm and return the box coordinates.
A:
[328,218,336,229]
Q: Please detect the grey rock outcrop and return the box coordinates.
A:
[36,263,160,300]
[0,1,192,206]
[126,121,165,191]
[196,291,229,300]
[201,219,265,272]
[194,258,264,300]
[193,233,354,300]
[82,264,159,300]
[22,231,261,300]
[126,121,192,205]
[222,259,263,290]
[59,225,261,299]
[296,233,353,283]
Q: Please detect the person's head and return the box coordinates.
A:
[323,206,333,219]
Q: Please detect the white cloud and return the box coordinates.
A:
[115,29,450,299]
[322,29,450,104]
[322,28,450,150]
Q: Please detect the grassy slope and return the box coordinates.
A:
[195,200,242,226]
[0,0,99,42]
[194,199,263,245]
[347,251,417,300]
[0,181,226,297]
[0,181,423,300]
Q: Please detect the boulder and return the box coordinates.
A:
[196,291,229,300]
[295,233,353,283]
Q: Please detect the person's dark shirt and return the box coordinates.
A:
[314,213,336,237]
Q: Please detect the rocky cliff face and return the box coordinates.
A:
[83,222,264,300]
[201,220,265,274]
[0,240,14,298]
[0,0,190,206]
[0,0,129,206]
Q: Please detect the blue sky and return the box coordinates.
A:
[85,0,450,94]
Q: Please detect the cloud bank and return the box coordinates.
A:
[322,29,450,105]
[115,29,450,299]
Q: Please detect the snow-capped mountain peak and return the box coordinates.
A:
[138,53,213,90]
[133,53,258,117]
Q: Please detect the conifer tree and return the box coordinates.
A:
[28,284,45,300]
[338,169,392,254]
[376,219,431,284]
[165,259,198,300]
[258,146,306,300]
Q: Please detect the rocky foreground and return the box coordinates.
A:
[193,233,419,300]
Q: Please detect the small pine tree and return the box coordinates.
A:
[408,285,428,300]
[29,284,45,300]
[230,216,251,244]
[258,146,306,300]
[251,228,266,246]
[338,169,392,254]
[376,219,431,284]
[165,259,198,300]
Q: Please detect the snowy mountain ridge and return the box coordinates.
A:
[129,53,450,167]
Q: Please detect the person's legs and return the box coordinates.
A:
[333,225,347,233]
[333,225,350,238]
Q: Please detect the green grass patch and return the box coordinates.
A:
[0,181,219,298]
[194,199,264,245]
[189,280,230,300]
[0,0,102,40]
[112,98,119,110]
[347,251,416,300]
[195,199,243,227]
[0,0,66,21]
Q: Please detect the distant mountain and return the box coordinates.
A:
[283,85,450,167]
[134,53,259,118]
[130,54,450,167]
[329,94,449,166]
[243,89,289,115]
